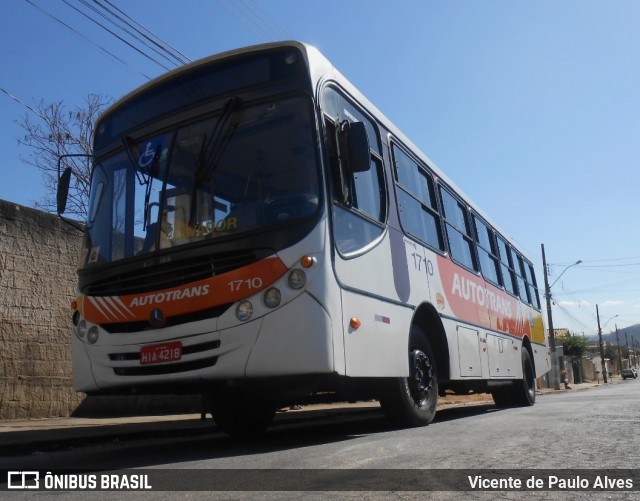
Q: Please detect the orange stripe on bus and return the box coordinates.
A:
[82,256,288,325]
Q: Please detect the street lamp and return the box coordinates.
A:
[596,308,618,384]
[541,243,581,390]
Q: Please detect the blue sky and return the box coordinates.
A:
[2,0,639,336]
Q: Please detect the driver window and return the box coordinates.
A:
[321,86,386,255]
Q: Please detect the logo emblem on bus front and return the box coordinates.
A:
[149,308,166,328]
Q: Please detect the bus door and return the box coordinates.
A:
[322,85,407,376]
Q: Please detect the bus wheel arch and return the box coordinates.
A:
[411,302,449,386]
[378,302,446,428]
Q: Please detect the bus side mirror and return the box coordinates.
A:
[343,121,370,173]
[57,166,72,216]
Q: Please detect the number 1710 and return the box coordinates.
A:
[228,277,263,292]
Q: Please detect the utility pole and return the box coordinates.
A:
[596,305,608,384]
[616,325,623,372]
[541,243,560,390]
[625,332,630,368]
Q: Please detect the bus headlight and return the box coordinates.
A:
[87,326,99,344]
[236,301,253,321]
[288,269,306,290]
[77,320,87,338]
[264,288,281,308]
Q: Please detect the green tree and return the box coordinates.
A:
[17,94,112,218]
[603,343,618,361]
[557,332,587,358]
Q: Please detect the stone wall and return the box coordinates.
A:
[0,200,84,419]
[0,200,201,419]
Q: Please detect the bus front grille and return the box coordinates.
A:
[82,248,269,296]
[112,357,218,376]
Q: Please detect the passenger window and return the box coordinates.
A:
[526,262,542,310]
[394,147,435,207]
[515,253,531,304]
[393,145,444,251]
[496,237,518,296]
[440,186,477,271]
[474,215,501,286]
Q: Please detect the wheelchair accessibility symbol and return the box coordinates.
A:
[138,137,164,170]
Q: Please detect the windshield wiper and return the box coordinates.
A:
[122,135,146,185]
[195,96,243,184]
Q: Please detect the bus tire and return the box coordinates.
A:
[380,333,438,427]
[491,348,536,408]
[514,347,536,406]
[211,397,275,438]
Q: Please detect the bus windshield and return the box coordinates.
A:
[82,95,320,268]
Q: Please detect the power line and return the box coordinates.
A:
[233,0,276,41]
[79,0,180,69]
[234,0,284,41]
[61,0,173,71]
[1,86,50,122]
[553,300,596,334]
[551,256,640,268]
[247,0,292,39]
[93,0,192,65]
[217,0,293,43]
[0,86,80,149]
[24,0,152,80]
[217,0,268,42]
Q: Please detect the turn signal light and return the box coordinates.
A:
[300,255,316,268]
[350,317,361,329]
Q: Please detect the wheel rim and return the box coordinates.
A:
[408,349,434,407]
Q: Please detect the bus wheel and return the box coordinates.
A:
[380,335,438,427]
[491,348,536,408]
[515,348,536,406]
[211,397,275,438]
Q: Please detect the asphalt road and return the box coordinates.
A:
[1,379,639,500]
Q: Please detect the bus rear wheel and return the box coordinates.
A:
[211,397,276,438]
[380,335,438,427]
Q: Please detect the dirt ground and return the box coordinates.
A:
[437,390,494,407]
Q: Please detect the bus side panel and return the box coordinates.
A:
[401,236,433,307]
[332,232,414,377]
[485,332,519,378]
[341,289,410,377]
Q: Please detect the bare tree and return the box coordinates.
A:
[17,93,112,218]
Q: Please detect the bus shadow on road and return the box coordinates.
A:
[0,403,504,471]
[432,402,499,424]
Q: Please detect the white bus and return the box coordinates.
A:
[58,41,549,436]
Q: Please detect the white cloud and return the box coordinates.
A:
[555,300,591,308]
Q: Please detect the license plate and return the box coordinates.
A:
[140,341,182,365]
